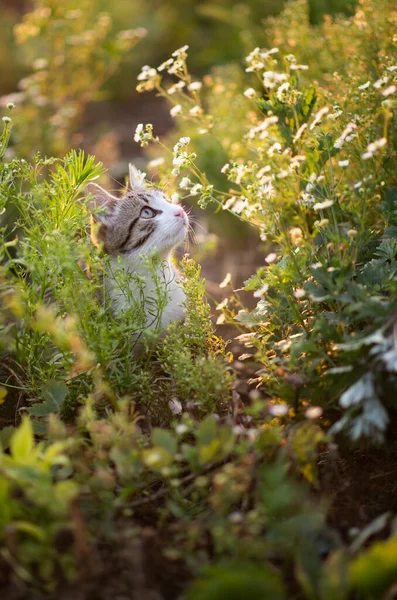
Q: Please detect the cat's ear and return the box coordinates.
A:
[129,164,146,190]
[86,183,117,223]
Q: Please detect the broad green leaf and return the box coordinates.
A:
[10,417,34,461]
[152,428,177,456]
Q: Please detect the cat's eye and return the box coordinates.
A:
[140,207,157,219]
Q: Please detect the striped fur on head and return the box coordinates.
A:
[86,166,188,258]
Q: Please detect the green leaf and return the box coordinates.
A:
[196,416,217,446]
[10,417,34,461]
[152,428,177,456]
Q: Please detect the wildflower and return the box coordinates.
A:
[305,406,323,419]
[180,177,191,189]
[220,163,230,174]
[265,252,277,264]
[289,227,303,245]
[310,106,329,130]
[263,71,287,89]
[276,81,290,100]
[293,123,308,142]
[314,199,334,210]
[258,182,275,198]
[189,105,202,115]
[373,76,388,89]
[269,404,288,417]
[318,219,329,227]
[167,81,186,95]
[147,157,165,169]
[171,193,180,204]
[172,45,189,57]
[188,81,202,91]
[311,262,322,269]
[253,284,269,298]
[2,116,11,124]
[244,88,256,98]
[170,104,182,117]
[334,122,357,149]
[358,81,370,90]
[219,273,232,288]
[294,288,306,299]
[216,298,228,310]
[300,192,315,206]
[338,160,349,167]
[134,123,156,147]
[137,64,157,81]
[158,58,174,72]
[223,197,236,210]
[190,183,203,196]
[175,424,188,435]
[361,137,387,160]
[382,85,396,97]
[347,229,358,239]
[290,64,309,71]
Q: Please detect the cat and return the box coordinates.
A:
[86,165,189,337]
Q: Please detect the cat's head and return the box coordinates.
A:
[86,165,188,258]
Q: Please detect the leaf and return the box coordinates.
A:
[10,417,34,461]
[350,535,397,598]
[41,380,68,411]
[196,416,217,446]
[349,513,391,554]
[339,373,375,408]
[152,428,177,456]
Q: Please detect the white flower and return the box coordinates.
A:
[190,183,203,196]
[167,81,186,95]
[221,163,230,174]
[310,107,329,130]
[313,199,334,210]
[189,105,202,115]
[179,136,190,145]
[170,104,182,117]
[2,116,11,124]
[175,424,188,435]
[290,64,309,71]
[300,192,315,206]
[158,58,174,72]
[382,85,396,97]
[137,65,157,81]
[293,123,308,142]
[334,122,357,149]
[276,81,290,100]
[294,288,306,299]
[265,252,277,263]
[147,157,165,169]
[253,284,269,298]
[263,71,287,89]
[358,81,370,90]
[219,273,232,288]
[338,160,349,167]
[188,81,202,91]
[311,262,322,269]
[305,406,323,419]
[361,137,387,160]
[373,76,388,89]
[244,88,256,98]
[180,177,191,189]
[269,404,288,417]
[134,123,155,147]
[172,45,189,57]
[171,193,180,204]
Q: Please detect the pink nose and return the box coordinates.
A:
[174,208,185,219]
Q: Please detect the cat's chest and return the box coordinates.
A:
[106,257,186,330]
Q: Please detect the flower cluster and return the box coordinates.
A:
[134,123,157,147]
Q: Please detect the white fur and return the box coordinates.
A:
[106,188,188,334]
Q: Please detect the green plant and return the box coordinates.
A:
[135,0,397,443]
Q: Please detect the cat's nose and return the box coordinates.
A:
[174,208,185,219]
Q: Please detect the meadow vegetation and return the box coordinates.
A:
[1,0,397,598]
